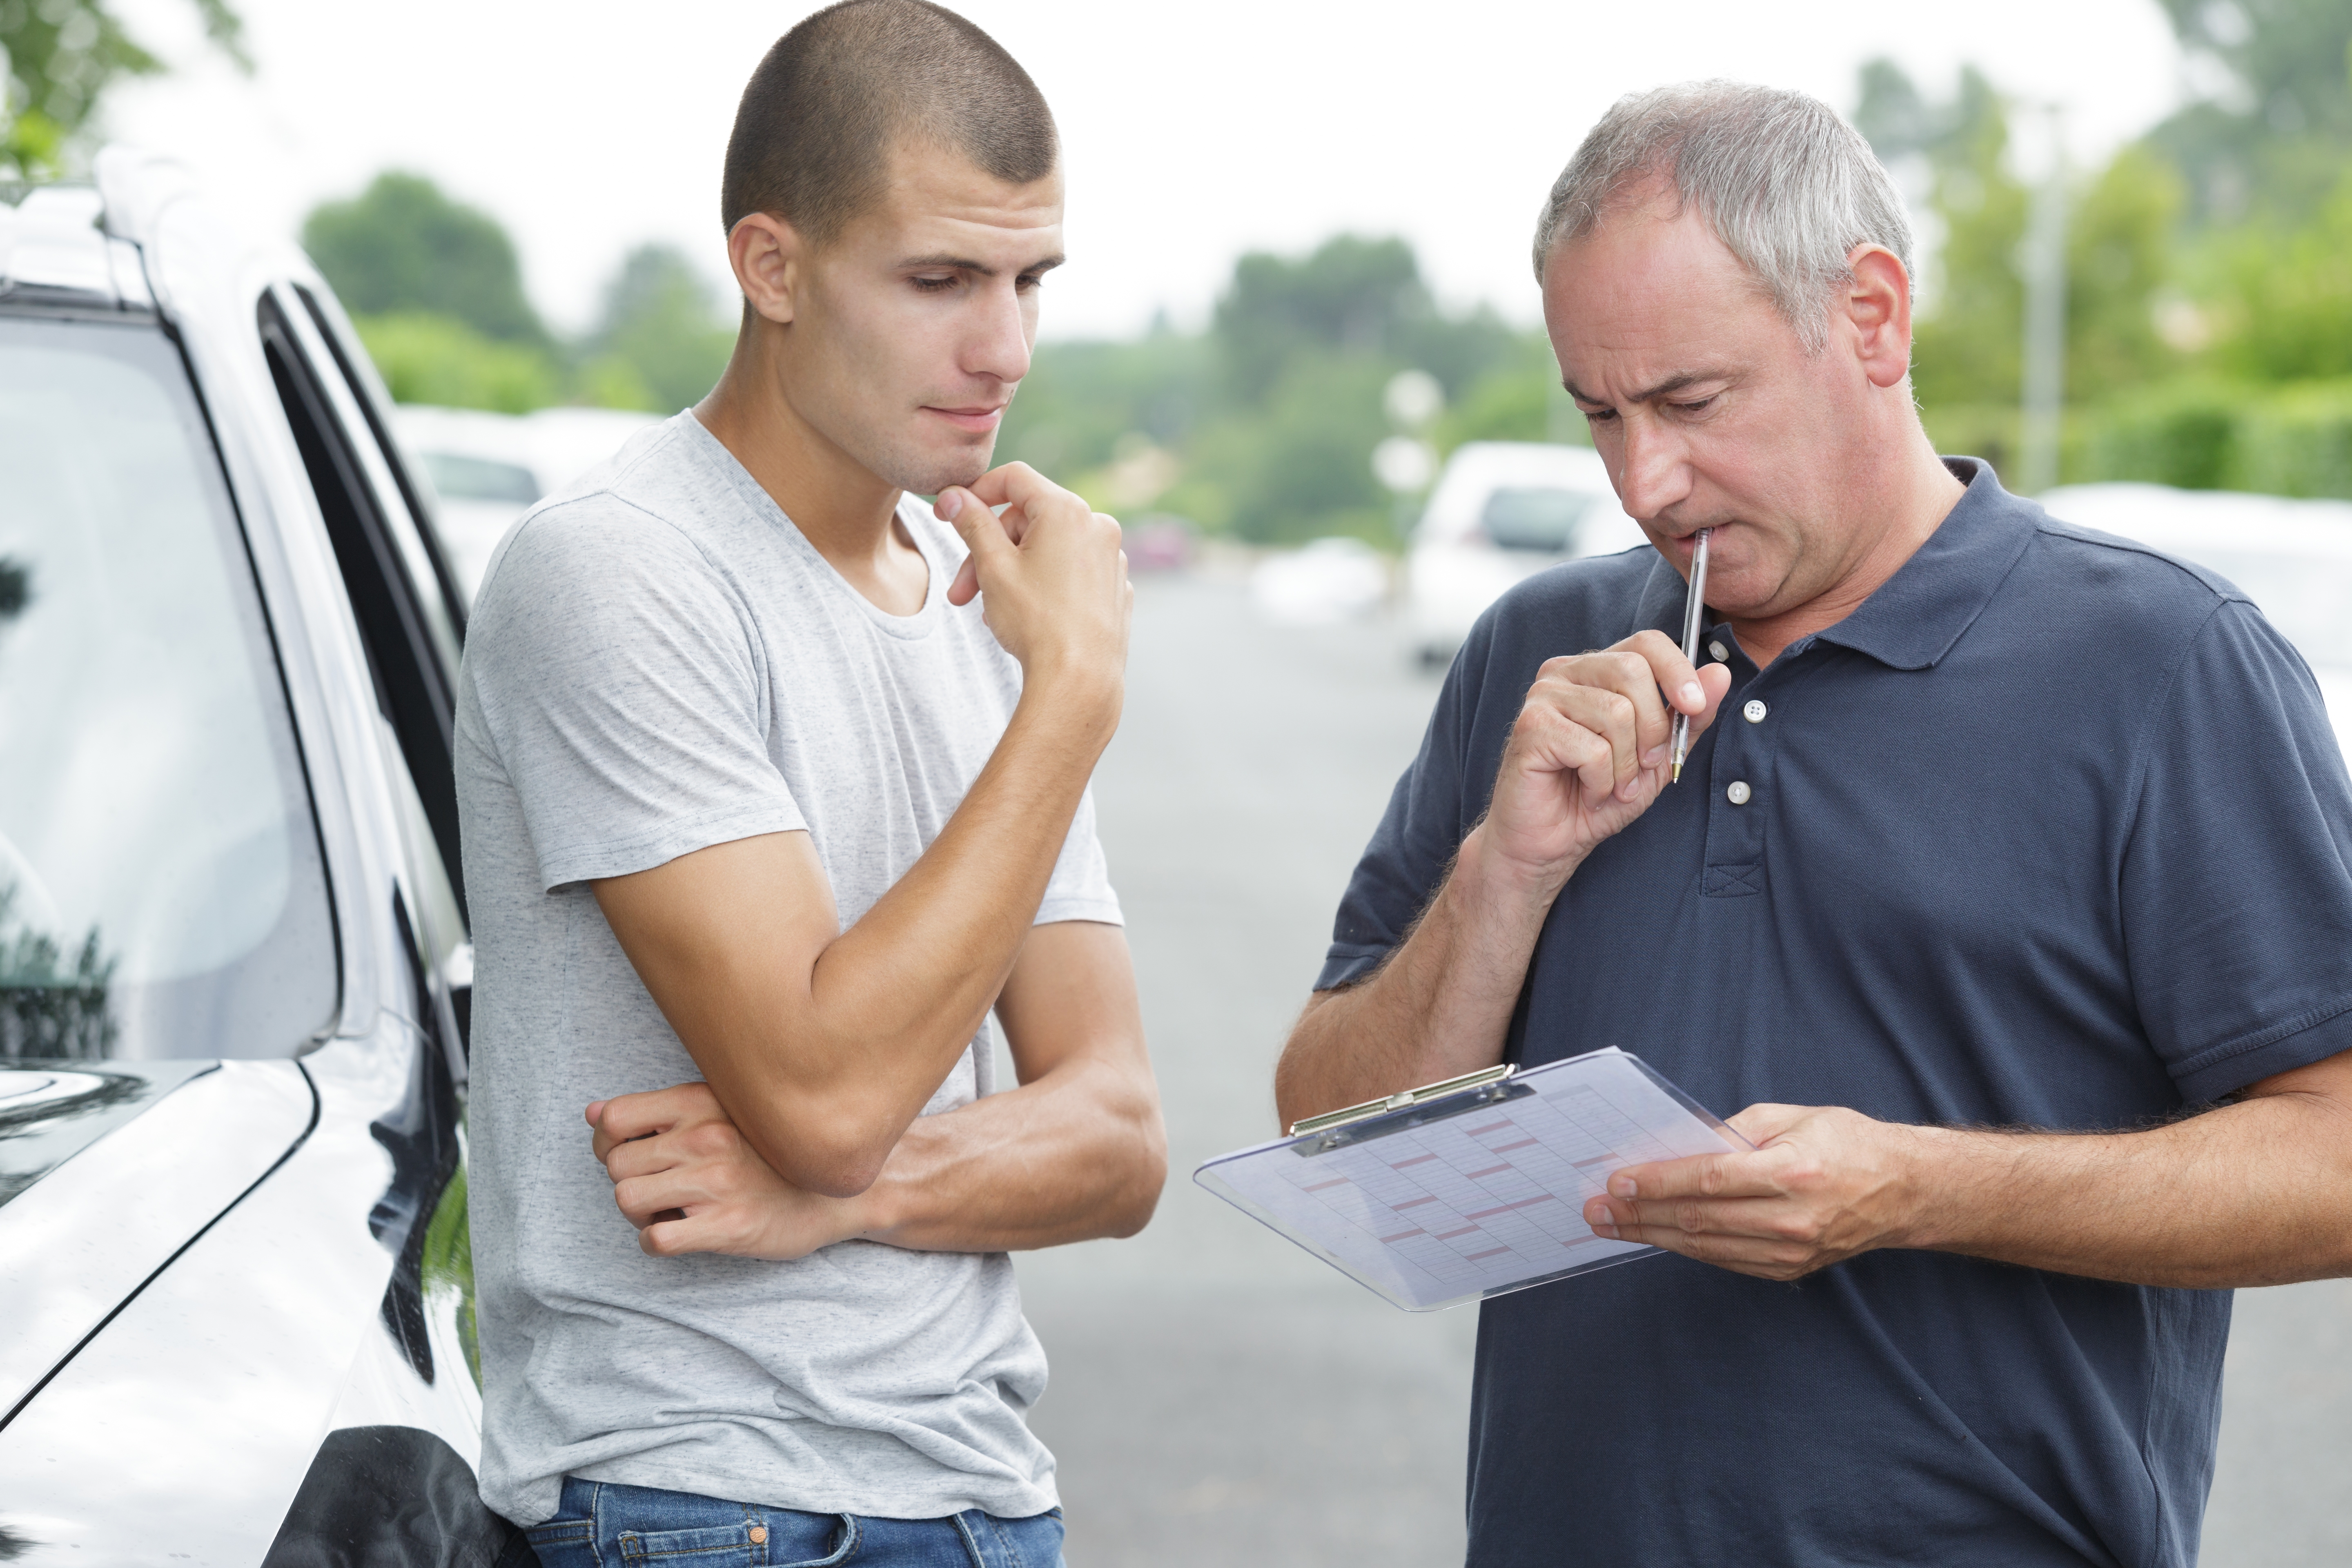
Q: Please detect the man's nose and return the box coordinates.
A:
[963,282,1033,386]
[1615,414,1691,521]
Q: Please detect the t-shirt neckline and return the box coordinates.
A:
[682,410,946,642]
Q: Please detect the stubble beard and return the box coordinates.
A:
[848,419,999,499]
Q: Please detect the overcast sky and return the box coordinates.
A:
[106,0,2189,341]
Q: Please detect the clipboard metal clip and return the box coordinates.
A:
[1288,1062,1531,1156]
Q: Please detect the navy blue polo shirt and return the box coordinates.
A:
[1318,461,2352,1568]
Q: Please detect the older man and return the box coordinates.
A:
[1277,83,2352,1566]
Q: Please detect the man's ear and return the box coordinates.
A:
[730,212,803,327]
[1842,244,1913,390]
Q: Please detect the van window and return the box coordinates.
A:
[1481,487,1593,554]
[0,316,336,1059]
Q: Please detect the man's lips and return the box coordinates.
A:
[922,405,1006,434]
[1665,526,1724,560]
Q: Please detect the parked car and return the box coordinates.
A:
[395,403,659,601]
[0,151,504,1561]
[2040,482,2352,754]
[1403,440,1650,666]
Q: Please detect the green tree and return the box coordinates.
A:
[2065,144,2187,399]
[2209,168,2352,381]
[1858,59,2181,466]
[303,172,549,347]
[2146,0,2352,224]
[1903,67,2031,411]
[351,312,558,415]
[1,0,246,177]
[577,244,735,414]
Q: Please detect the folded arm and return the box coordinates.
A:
[1585,1047,2352,1287]
[592,467,1128,1198]
[592,920,1165,1257]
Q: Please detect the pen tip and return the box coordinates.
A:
[1670,761,1683,783]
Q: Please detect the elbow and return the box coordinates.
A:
[749,1114,898,1201]
[1109,1134,1169,1239]
[1099,1096,1169,1240]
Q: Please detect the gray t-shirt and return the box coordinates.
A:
[456,412,1121,1526]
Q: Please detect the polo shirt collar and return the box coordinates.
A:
[1628,458,2037,672]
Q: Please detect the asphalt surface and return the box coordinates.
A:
[1011,571,2352,1567]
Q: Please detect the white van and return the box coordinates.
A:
[1403,441,1649,665]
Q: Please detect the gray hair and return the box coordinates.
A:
[1532,81,1913,352]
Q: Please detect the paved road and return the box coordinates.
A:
[1013,572,2352,1566]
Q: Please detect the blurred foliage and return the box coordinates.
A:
[1862,62,2184,416]
[0,883,114,1061]
[1860,9,2352,501]
[304,175,734,418]
[420,1162,479,1386]
[1002,234,1550,545]
[353,312,559,415]
[2145,0,2352,226]
[577,244,734,414]
[305,173,549,347]
[0,0,246,179]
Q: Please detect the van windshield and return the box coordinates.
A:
[0,316,335,1060]
[1481,487,1592,554]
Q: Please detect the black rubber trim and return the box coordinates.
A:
[0,1060,325,1431]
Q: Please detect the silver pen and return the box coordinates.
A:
[1669,528,1711,784]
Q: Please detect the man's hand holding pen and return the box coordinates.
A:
[1472,630,1732,901]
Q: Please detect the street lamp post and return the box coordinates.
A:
[2018,102,2068,496]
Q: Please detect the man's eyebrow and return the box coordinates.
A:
[1564,369,1728,406]
[897,252,1066,277]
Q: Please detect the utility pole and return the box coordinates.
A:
[2018,103,2068,495]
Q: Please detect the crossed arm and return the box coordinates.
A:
[577,465,1165,1258]
[1278,633,2352,1291]
[589,918,1164,1258]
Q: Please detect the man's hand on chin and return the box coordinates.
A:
[588,1083,871,1261]
[1579,1103,1929,1281]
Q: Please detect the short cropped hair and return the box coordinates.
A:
[721,0,1059,246]
[1532,81,1913,352]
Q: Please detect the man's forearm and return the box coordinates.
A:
[599,672,1119,1196]
[857,1051,1166,1252]
[1274,824,1560,1130]
[1904,1088,2352,1288]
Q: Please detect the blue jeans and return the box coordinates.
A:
[519,1478,1066,1568]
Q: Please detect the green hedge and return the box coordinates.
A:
[2231,381,2352,499]
[1922,379,2352,499]
[2069,377,2352,498]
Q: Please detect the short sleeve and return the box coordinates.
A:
[1036,784,1123,928]
[2123,598,2352,1101]
[1316,648,1481,991]
[461,497,804,891]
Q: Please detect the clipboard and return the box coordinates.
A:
[1193,1048,1749,1311]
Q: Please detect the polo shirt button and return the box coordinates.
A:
[1708,640,1729,662]
[1726,780,1752,805]
[1743,699,1768,724]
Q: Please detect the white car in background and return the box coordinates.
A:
[1404,441,1649,666]
[2042,482,2352,755]
[396,404,660,600]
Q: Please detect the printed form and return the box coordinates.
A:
[1196,1049,1744,1310]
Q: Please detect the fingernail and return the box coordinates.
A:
[935,489,963,521]
[1679,681,1704,708]
[1610,1176,1637,1199]
[1641,745,1666,767]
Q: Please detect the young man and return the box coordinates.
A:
[456,5,1164,1562]
[1278,83,2352,1566]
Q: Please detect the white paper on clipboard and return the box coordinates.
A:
[1193,1048,1749,1312]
